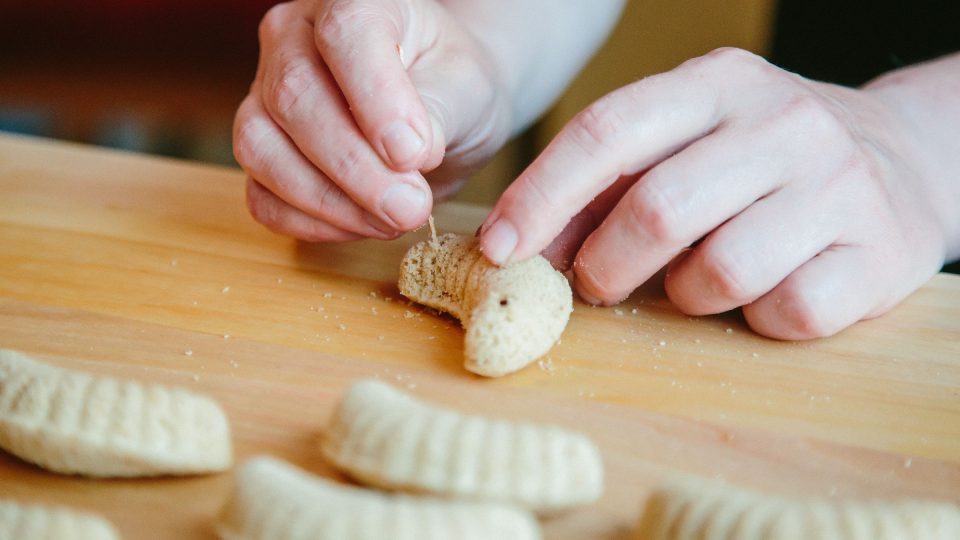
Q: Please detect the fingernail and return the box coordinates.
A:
[381,121,424,169]
[381,183,427,229]
[481,218,518,265]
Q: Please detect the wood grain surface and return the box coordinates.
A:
[1,133,958,539]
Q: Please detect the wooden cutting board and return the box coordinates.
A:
[1,133,959,538]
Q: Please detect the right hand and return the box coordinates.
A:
[234,0,512,241]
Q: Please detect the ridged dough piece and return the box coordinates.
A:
[321,379,604,513]
[634,479,960,540]
[0,499,119,540]
[217,456,541,540]
[0,349,232,477]
[398,233,572,377]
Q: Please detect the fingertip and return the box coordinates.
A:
[379,180,432,231]
[479,218,518,266]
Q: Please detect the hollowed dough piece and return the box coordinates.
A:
[0,500,119,540]
[217,456,541,540]
[0,349,232,477]
[635,479,960,540]
[399,233,572,377]
[322,379,604,513]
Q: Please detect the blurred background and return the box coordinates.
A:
[0,0,956,206]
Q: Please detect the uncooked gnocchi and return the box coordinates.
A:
[217,456,541,540]
[321,379,604,513]
[0,499,119,540]
[0,349,232,477]
[634,479,960,540]
[399,233,572,377]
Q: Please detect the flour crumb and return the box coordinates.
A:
[659,340,667,347]
[904,457,913,468]
[183,349,193,357]
[614,308,624,316]
[538,358,555,373]
[222,286,231,294]
[276,278,283,284]
[751,352,760,358]
[170,259,178,267]
[369,291,378,298]
[323,292,333,298]
[377,335,385,341]
[223,334,231,340]
[338,324,347,331]
[631,307,639,315]
[725,327,733,334]
[191,374,200,382]
[403,310,415,319]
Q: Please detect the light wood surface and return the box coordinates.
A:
[1,133,958,538]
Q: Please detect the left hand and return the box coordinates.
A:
[479,47,950,340]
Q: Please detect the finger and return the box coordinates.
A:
[570,121,794,305]
[245,177,365,243]
[479,49,799,267]
[314,0,436,171]
[258,4,432,231]
[664,184,841,315]
[479,59,729,266]
[541,174,640,271]
[233,92,397,239]
[742,246,886,340]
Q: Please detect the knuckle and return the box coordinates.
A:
[627,180,684,245]
[774,286,836,338]
[780,93,844,139]
[568,95,625,156]
[699,248,753,302]
[326,143,367,185]
[316,0,371,51]
[232,111,267,170]
[309,180,350,220]
[265,60,316,123]
[246,181,280,229]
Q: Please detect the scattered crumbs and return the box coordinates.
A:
[377,335,385,341]
[751,352,760,358]
[191,300,198,306]
[614,308,624,316]
[384,296,393,302]
[369,291,378,298]
[323,315,329,320]
[696,361,703,368]
[170,259,178,267]
[324,336,332,343]
[183,349,193,357]
[427,336,436,340]
[192,374,200,382]
[538,358,555,373]
[223,334,231,340]
[652,365,660,371]
[427,215,439,248]
[620,338,627,344]
[631,307,639,315]
[229,360,239,368]
[694,338,701,344]
[670,380,677,387]
[659,340,667,347]
[904,457,913,468]
[222,286,231,294]
[404,310,415,319]
[338,324,347,331]
[371,307,378,316]
[725,327,733,334]
[323,292,333,298]
[277,278,283,284]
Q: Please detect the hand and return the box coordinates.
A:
[234,0,511,242]
[480,47,952,340]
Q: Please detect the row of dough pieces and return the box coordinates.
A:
[2,349,959,539]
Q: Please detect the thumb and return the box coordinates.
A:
[313,0,435,172]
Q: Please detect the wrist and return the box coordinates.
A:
[862,61,960,262]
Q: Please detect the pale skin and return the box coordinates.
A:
[235,0,960,340]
